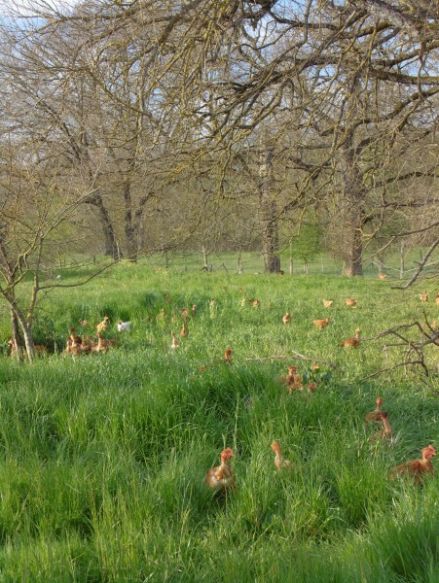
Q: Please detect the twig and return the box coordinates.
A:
[360,360,428,380]
[392,237,439,289]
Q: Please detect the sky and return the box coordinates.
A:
[0,0,77,18]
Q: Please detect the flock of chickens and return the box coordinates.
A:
[203,295,435,494]
[206,398,436,494]
[64,316,131,355]
[59,292,436,493]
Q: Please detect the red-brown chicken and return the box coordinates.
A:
[313,318,330,330]
[390,445,436,483]
[271,441,292,471]
[223,347,233,364]
[96,315,110,335]
[171,333,180,350]
[91,334,112,353]
[180,321,189,337]
[281,365,303,392]
[282,312,291,325]
[365,396,384,424]
[340,328,361,348]
[369,412,393,442]
[65,327,83,356]
[205,448,235,491]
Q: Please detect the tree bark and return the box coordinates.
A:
[259,146,281,273]
[341,139,365,277]
[87,192,120,260]
[20,320,36,363]
[123,181,137,262]
[10,307,25,361]
[9,301,35,362]
[400,240,405,279]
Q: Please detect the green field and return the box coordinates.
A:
[0,261,439,582]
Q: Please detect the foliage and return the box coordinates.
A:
[291,220,322,265]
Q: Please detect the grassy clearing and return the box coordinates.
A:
[0,261,439,581]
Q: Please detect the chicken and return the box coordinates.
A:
[365,396,384,424]
[180,321,189,337]
[223,347,233,364]
[66,327,83,356]
[181,307,190,319]
[68,327,81,344]
[96,315,110,335]
[271,441,292,471]
[390,445,436,484]
[171,333,180,350]
[307,382,318,393]
[251,298,261,308]
[419,292,429,302]
[116,320,131,332]
[282,312,291,325]
[345,298,357,308]
[91,334,112,353]
[205,448,235,491]
[8,338,47,358]
[311,362,320,371]
[7,338,20,358]
[313,318,330,330]
[281,365,303,392]
[378,273,387,280]
[80,336,93,353]
[191,304,197,315]
[370,412,393,442]
[340,328,361,348]
[323,299,333,308]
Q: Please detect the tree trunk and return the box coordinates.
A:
[341,139,364,277]
[202,245,208,269]
[259,146,281,273]
[123,181,137,262]
[400,240,405,279]
[130,192,153,259]
[21,322,36,363]
[10,304,35,362]
[87,192,120,260]
[10,307,25,361]
[237,251,243,274]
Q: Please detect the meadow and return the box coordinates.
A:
[0,258,439,582]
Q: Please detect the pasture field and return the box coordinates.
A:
[0,260,439,582]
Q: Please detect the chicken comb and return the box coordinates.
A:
[221,448,234,460]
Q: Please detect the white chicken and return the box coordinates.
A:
[117,320,132,332]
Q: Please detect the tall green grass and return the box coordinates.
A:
[0,261,438,581]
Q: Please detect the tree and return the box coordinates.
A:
[4,0,439,279]
[292,217,321,274]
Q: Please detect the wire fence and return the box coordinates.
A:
[145,250,439,280]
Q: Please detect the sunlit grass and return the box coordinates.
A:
[0,260,438,581]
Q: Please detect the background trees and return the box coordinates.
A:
[1,0,439,280]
